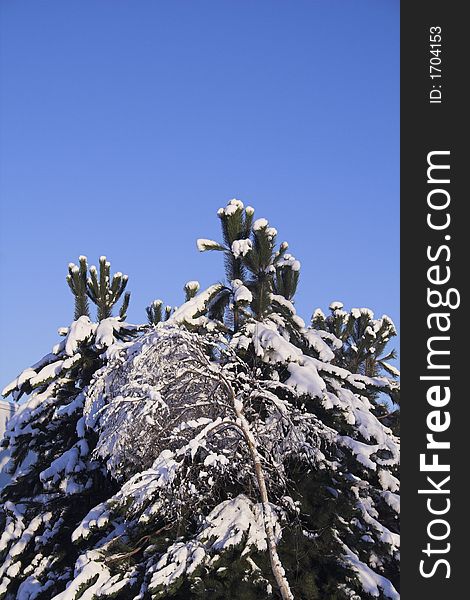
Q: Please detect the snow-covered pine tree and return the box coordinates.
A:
[0,257,138,599]
[311,302,400,434]
[311,302,399,380]
[194,199,300,331]
[0,202,400,600]
[188,200,400,598]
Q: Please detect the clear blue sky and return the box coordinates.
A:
[0,0,399,386]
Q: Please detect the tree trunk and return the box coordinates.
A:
[229,387,294,600]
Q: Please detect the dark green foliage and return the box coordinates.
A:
[67,255,131,322]
[169,551,275,600]
[214,201,254,329]
[86,256,130,321]
[312,303,400,418]
[198,201,302,330]
[67,255,90,320]
[119,292,131,320]
[242,220,276,319]
[207,285,231,324]
[311,304,398,379]
[217,201,253,282]
[146,299,173,325]
[271,242,300,302]
[271,460,356,600]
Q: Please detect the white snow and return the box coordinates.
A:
[95,318,125,350]
[249,322,302,364]
[149,541,207,590]
[329,301,344,311]
[339,437,380,470]
[202,495,279,553]
[232,279,253,304]
[231,238,253,258]
[64,316,95,356]
[266,227,277,238]
[315,329,343,349]
[2,369,37,397]
[72,503,110,542]
[382,491,400,514]
[341,542,399,600]
[0,279,400,600]
[29,361,65,387]
[169,285,222,331]
[118,450,180,508]
[378,469,400,493]
[381,362,400,377]
[253,218,268,231]
[303,330,336,362]
[223,198,244,215]
[311,308,325,322]
[51,551,111,600]
[276,253,300,271]
[149,495,282,591]
[55,393,85,419]
[286,359,326,399]
[203,453,229,467]
[39,440,89,488]
[196,239,223,252]
[351,307,375,320]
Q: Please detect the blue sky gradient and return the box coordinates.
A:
[0,0,399,385]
